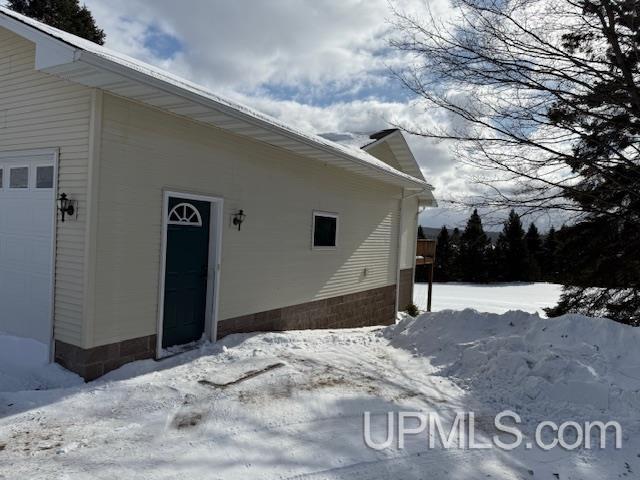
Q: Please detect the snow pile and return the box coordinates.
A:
[0,333,82,392]
[1,312,639,478]
[385,309,640,424]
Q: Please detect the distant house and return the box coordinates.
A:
[0,8,436,380]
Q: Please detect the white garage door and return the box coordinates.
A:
[0,151,56,356]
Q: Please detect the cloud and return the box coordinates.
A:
[83,0,483,228]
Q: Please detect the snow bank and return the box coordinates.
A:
[0,333,82,392]
[0,332,49,366]
[384,310,640,423]
[2,313,638,478]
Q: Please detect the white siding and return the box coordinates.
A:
[367,141,419,271]
[0,28,92,346]
[91,94,401,347]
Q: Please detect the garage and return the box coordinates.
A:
[0,150,56,360]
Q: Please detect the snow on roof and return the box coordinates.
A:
[0,6,433,190]
[318,132,373,150]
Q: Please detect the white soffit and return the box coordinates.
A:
[0,7,431,190]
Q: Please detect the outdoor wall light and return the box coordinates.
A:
[232,209,246,231]
[57,193,75,222]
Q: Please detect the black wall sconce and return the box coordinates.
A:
[57,193,75,222]
[232,209,246,231]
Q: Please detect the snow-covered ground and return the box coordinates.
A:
[0,334,81,393]
[414,282,563,316]
[1,284,638,479]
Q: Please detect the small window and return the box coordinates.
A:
[0,169,3,188]
[36,166,54,189]
[9,167,28,189]
[168,202,203,226]
[313,211,338,248]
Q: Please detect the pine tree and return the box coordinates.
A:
[496,210,529,281]
[8,0,105,44]
[547,221,640,325]
[487,240,503,282]
[525,223,542,281]
[458,210,490,282]
[434,226,451,282]
[417,225,426,240]
[541,227,559,281]
[450,227,461,246]
[449,227,462,281]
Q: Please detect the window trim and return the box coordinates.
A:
[312,210,339,250]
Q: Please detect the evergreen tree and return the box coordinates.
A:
[458,210,490,282]
[547,221,640,325]
[449,227,462,281]
[554,225,573,283]
[541,226,560,281]
[487,239,504,282]
[417,225,426,240]
[525,223,542,281]
[496,210,529,281]
[434,226,451,282]
[8,0,105,44]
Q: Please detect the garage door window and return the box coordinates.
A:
[10,167,28,189]
[36,166,54,189]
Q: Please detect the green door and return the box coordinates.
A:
[162,197,211,348]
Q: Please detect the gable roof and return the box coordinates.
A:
[362,129,425,182]
[0,7,434,192]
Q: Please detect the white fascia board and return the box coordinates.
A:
[391,133,425,179]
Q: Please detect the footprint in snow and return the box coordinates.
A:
[171,409,206,429]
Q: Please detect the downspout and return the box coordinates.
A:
[395,187,430,317]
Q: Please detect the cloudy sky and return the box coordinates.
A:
[81,0,478,229]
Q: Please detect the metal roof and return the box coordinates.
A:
[0,7,434,191]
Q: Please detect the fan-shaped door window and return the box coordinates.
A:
[168,202,203,226]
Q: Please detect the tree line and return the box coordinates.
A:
[418,210,567,285]
[393,0,639,325]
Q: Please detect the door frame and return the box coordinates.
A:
[0,147,59,362]
[156,190,224,358]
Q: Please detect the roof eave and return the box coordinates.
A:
[0,7,428,189]
[77,51,427,189]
